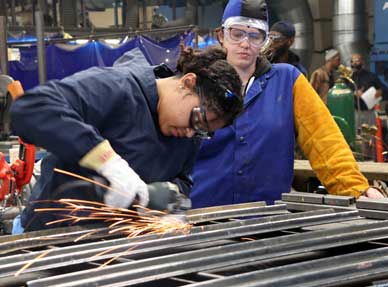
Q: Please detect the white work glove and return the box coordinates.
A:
[97,154,149,208]
[79,140,149,208]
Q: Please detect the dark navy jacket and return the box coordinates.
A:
[10,49,198,231]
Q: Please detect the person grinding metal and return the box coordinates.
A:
[10,46,243,232]
[191,0,384,209]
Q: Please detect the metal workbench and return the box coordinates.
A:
[0,197,388,287]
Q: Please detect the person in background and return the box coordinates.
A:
[351,53,388,126]
[10,46,244,232]
[310,48,341,104]
[191,0,384,209]
[267,20,307,76]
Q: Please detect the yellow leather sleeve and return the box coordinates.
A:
[293,74,368,198]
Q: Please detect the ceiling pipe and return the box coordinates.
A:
[332,0,370,66]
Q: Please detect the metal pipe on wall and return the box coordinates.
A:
[333,0,369,66]
[10,0,16,26]
[0,0,8,75]
[114,0,119,27]
[124,0,138,30]
[52,0,58,27]
[0,16,8,75]
[35,10,47,84]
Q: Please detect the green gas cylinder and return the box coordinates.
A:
[327,81,356,149]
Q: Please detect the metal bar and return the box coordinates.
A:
[142,0,147,29]
[187,201,266,215]
[187,204,289,224]
[0,16,8,74]
[35,10,46,83]
[172,0,176,20]
[114,0,119,27]
[356,198,388,211]
[0,210,359,279]
[10,0,16,26]
[7,25,195,45]
[0,0,7,19]
[359,209,388,220]
[275,200,354,213]
[0,225,114,255]
[185,247,388,287]
[80,0,86,28]
[27,219,388,287]
[323,195,355,206]
[0,203,272,255]
[52,0,58,27]
[281,192,324,204]
[32,0,36,26]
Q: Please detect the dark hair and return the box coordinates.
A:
[176,45,243,125]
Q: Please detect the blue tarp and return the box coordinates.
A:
[9,31,194,90]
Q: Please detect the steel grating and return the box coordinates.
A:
[26,219,388,287]
[0,201,387,286]
[185,247,388,287]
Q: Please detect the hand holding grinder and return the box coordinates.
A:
[79,140,191,214]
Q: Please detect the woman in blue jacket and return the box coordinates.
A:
[191,0,384,208]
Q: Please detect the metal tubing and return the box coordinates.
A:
[186,247,388,287]
[276,200,354,213]
[323,195,355,206]
[282,193,355,207]
[187,201,266,215]
[10,0,16,26]
[0,16,8,75]
[35,10,46,84]
[52,0,58,27]
[359,209,388,220]
[0,210,359,279]
[7,25,195,46]
[356,199,388,211]
[0,226,113,255]
[187,204,289,223]
[27,219,388,287]
[281,192,324,204]
[0,202,267,255]
[114,0,119,27]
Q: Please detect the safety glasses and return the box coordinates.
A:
[189,86,238,139]
[189,106,213,139]
[268,33,287,42]
[224,27,266,47]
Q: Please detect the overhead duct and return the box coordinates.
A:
[268,0,314,71]
[333,0,369,66]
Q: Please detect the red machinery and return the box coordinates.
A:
[0,138,35,203]
[0,79,35,205]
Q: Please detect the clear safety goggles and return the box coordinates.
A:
[224,27,267,47]
[222,16,268,48]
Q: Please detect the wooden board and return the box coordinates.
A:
[294,160,388,181]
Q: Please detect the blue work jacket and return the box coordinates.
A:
[191,64,300,207]
[10,49,198,231]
